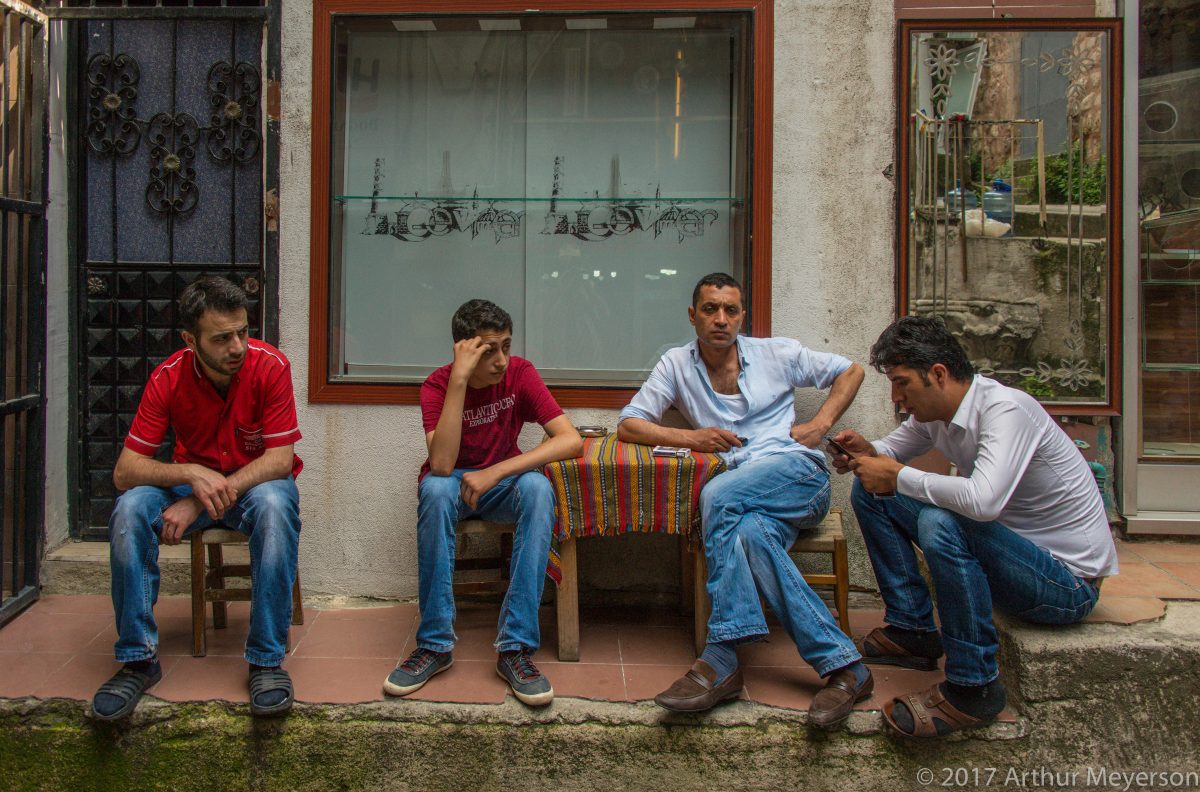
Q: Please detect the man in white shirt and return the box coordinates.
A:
[830,316,1117,738]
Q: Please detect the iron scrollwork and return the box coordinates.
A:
[206,61,261,163]
[86,54,142,156]
[85,52,263,216]
[146,113,200,215]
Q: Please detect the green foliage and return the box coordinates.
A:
[1018,375,1055,401]
[1044,143,1106,205]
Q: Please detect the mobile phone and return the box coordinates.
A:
[823,435,856,459]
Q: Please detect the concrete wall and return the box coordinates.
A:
[279,0,901,599]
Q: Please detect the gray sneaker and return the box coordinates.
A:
[383,648,453,696]
[496,650,554,706]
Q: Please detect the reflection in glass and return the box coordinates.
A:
[1138,1,1200,458]
[904,26,1114,406]
[329,15,750,385]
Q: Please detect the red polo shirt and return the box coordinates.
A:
[124,341,303,478]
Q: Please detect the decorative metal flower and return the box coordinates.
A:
[925,44,960,82]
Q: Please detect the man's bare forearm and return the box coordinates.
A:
[225,445,294,495]
[427,379,469,476]
[618,417,696,448]
[482,426,582,482]
[113,448,201,491]
[809,363,865,432]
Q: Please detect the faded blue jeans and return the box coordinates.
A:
[851,479,1100,686]
[702,451,861,677]
[108,477,301,667]
[416,470,554,654]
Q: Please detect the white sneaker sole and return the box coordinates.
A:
[496,666,555,706]
[383,658,453,697]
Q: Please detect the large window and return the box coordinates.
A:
[309,1,773,405]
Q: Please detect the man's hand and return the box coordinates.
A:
[188,465,238,519]
[449,337,488,384]
[460,468,503,510]
[849,454,903,494]
[686,427,743,453]
[828,429,877,474]
[789,419,831,449]
[160,496,204,545]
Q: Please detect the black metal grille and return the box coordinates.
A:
[76,16,265,539]
[0,2,47,627]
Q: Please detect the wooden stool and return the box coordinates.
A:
[190,528,304,658]
[452,519,579,662]
[691,508,852,654]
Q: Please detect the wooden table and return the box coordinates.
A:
[542,435,726,661]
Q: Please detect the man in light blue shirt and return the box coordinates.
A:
[618,272,870,730]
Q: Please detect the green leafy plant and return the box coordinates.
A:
[1044,143,1106,205]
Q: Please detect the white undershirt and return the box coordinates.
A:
[714,389,749,421]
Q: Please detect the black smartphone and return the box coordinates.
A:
[823,435,856,459]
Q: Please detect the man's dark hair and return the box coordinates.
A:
[691,272,743,306]
[179,276,249,335]
[451,299,513,342]
[869,316,974,382]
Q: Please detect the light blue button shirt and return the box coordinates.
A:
[619,335,852,469]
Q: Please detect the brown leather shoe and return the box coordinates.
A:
[654,660,744,712]
[809,666,874,730]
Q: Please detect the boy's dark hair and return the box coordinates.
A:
[451,299,513,342]
[691,272,743,306]
[869,316,974,382]
[179,276,249,335]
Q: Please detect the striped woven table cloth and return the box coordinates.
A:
[541,434,726,583]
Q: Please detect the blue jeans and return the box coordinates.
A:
[851,479,1100,686]
[701,452,860,677]
[416,470,554,654]
[109,477,301,666]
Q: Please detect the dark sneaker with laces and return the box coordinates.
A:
[383,648,453,696]
[496,650,554,706]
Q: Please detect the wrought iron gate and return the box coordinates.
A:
[0,0,47,627]
[62,1,277,539]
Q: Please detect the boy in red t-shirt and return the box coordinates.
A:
[384,299,582,706]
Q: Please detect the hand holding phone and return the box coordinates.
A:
[823,435,856,459]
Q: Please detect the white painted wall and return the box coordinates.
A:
[280,0,901,598]
[43,20,71,553]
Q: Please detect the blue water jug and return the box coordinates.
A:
[946,180,978,213]
[983,179,1014,230]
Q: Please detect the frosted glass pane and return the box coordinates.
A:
[332,17,746,384]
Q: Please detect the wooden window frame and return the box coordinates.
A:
[308,0,774,406]
[895,17,1124,416]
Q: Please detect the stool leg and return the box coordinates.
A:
[208,544,227,629]
[556,538,580,662]
[834,535,851,636]
[190,536,207,657]
[291,571,304,625]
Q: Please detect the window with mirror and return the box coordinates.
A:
[897,19,1122,412]
[309,1,773,406]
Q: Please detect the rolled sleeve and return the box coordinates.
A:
[619,358,678,424]
[125,379,168,454]
[789,342,852,390]
[260,363,302,448]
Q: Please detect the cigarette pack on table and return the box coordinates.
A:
[652,445,691,458]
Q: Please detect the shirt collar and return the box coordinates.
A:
[686,335,750,368]
[949,375,982,430]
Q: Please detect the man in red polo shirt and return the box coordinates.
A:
[90,276,303,721]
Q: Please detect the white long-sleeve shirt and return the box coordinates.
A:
[873,375,1118,579]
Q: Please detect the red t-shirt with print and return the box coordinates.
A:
[419,356,563,480]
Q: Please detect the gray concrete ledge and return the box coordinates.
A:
[4,604,1200,791]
